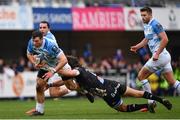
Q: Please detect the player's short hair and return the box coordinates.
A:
[40,21,50,28]
[67,56,81,69]
[32,30,43,39]
[140,7,152,14]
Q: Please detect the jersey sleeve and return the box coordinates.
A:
[48,43,63,58]
[27,39,33,54]
[153,22,164,34]
[77,67,85,74]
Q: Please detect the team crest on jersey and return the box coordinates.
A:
[52,45,60,54]
[156,23,163,31]
[145,25,153,34]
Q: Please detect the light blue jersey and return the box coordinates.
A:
[27,38,63,68]
[144,19,166,54]
[44,31,58,46]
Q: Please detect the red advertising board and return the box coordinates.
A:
[72,7,125,31]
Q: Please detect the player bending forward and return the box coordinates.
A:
[48,56,172,113]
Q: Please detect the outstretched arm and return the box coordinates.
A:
[58,69,80,77]
[130,38,148,53]
[58,69,80,90]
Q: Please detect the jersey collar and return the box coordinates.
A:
[47,31,50,34]
[148,18,154,25]
[39,38,45,49]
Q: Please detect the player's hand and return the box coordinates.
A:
[42,71,54,81]
[153,53,159,61]
[130,45,138,53]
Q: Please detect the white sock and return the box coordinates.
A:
[173,80,180,95]
[36,102,44,113]
[141,79,154,104]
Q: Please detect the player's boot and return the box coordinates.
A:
[162,99,172,110]
[26,108,44,116]
[30,111,44,116]
[148,102,156,113]
[25,108,36,115]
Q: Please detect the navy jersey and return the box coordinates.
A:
[63,67,127,108]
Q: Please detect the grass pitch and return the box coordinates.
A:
[0,97,179,119]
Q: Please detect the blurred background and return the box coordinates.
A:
[0,0,179,99]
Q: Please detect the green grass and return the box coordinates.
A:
[0,97,180,119]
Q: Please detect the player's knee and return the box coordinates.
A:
[49,91,59,97]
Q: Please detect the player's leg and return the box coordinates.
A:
[48,73,70,97]
[108,96,149,112]
[158,51,180,95]
[26,77,46,116]
[26,69,48,116]
[34,77,46,115]
[49,85,69,97]
[124,86,172,111]
[160,60,180,95]
[163,70,180,95]
[117,103,149,112]
[138,65,153,104]
[64,79,79,90]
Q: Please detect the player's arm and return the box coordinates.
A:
[43,45,68,79]
[27,52,35,64]
[156,32,168,55]
[58,68,80,90]
[153,23,168,60]
[57,69,80,90]
[130,38,148,53]
[26,40,43,68]
[53,52,68,73]
[58,69,80,77]
[64,79,80,90]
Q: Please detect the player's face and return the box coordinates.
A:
[33,37,43,48]
[39,23,49,36]
[140,11,152,24]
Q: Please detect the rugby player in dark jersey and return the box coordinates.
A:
[55,56,172,113]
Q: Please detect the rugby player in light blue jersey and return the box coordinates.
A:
[130,7,180,113]
[26,30,71,116]
[39,21,58,45]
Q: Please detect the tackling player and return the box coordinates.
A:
[54,56,172,113]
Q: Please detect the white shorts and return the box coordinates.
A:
[144,51,172,73]
[48,63,71,84]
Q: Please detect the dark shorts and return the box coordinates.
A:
[103,79,127,109]
[37,69,48,79]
